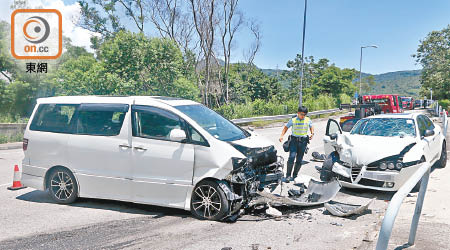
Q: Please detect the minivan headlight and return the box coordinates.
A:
[232,157,247,170]
[395,162,403,170]
[379,162,387,170]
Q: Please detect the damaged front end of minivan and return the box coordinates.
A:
[217,144,341,221]
[220,144,285,219]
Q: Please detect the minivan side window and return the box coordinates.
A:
[30,104,78,133]
[75,104,129,136]
[132,105,184,141]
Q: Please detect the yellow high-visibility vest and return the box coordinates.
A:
[292,117,310,136]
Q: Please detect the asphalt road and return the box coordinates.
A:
[0,110,447,250]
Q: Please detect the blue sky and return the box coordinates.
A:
[11,0,448,74]
[236,0,450,74]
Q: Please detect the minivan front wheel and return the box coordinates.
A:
[190,180,229,220]
[47,168,78,204]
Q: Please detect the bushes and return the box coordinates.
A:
[215,94,338,119]
[438,99,450,111]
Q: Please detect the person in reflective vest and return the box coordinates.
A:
[279,106,314,182]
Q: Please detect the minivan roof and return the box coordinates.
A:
[36,96,200,107]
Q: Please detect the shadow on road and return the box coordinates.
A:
[16,190,191,218]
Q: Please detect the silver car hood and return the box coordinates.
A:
[337,134,417,165]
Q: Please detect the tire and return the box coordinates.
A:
[437,142,447,169]
[47,167,78,204]
[190,180,229,221]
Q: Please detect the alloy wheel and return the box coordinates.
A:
[50,171,74,201]
[191,185,222,219]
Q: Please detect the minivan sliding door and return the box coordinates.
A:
[66,103,132,201]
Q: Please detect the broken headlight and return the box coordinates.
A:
[232,157,248,170]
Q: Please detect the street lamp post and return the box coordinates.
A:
[298,0,307,108]
[359,45,378,99]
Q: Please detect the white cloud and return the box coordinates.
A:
[1,0,97,51]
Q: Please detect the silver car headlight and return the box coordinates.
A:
[379,162,387,170]
[395,162,403,170]
[387,162,395,170]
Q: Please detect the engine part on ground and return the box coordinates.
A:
[324,198,375,217]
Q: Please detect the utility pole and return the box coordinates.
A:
[359,45,378,101]
[298,0,307,108]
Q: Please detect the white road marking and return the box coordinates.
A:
[0,183,10,187]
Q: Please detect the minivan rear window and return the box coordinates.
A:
[75,104,129,136]
[30,104,78,133]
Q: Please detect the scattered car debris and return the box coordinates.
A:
[265,206,282,217]
[330,222,343,226]
[324,198,375,217]
[311,151,326,162]
[249,178,341,207]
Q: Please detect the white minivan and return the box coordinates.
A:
[22,96,283,220]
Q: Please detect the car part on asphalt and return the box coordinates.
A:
[312,151,325,162]
[265,206,282,217]
[324,198,375,217]
[248,178,341,207]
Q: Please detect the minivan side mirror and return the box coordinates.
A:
[169,129,187,142]
[424,129,435,137]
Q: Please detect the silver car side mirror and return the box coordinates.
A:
[330,133,338,140]
[424,129,434,137]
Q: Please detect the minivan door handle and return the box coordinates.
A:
[119,144,132,149]
[134,146,147,151]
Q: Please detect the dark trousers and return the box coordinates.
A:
[286,136,308,178]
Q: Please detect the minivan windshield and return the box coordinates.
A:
[175,104,249,141]
[350,118,416,138]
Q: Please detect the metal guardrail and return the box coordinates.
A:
[231,108,341,125]
[376,106,448,250]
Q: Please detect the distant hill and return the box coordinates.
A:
[363,70,422,97]
[260,67,422,97]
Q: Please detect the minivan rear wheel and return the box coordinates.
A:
[47,167,78,204]
[190,180,229,221]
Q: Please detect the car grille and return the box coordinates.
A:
[351,165,362,181]
[358,178,385,187]
[366,165,379,171]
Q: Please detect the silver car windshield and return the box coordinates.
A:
[350,118,416,137]
[175,104,249,141]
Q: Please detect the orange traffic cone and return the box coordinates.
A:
[7,165,26,190]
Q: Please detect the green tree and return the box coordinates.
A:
[413,25,450,99]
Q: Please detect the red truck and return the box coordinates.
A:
[401,96,415,110]
[363,94,403,113]
[339,94,403,130]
